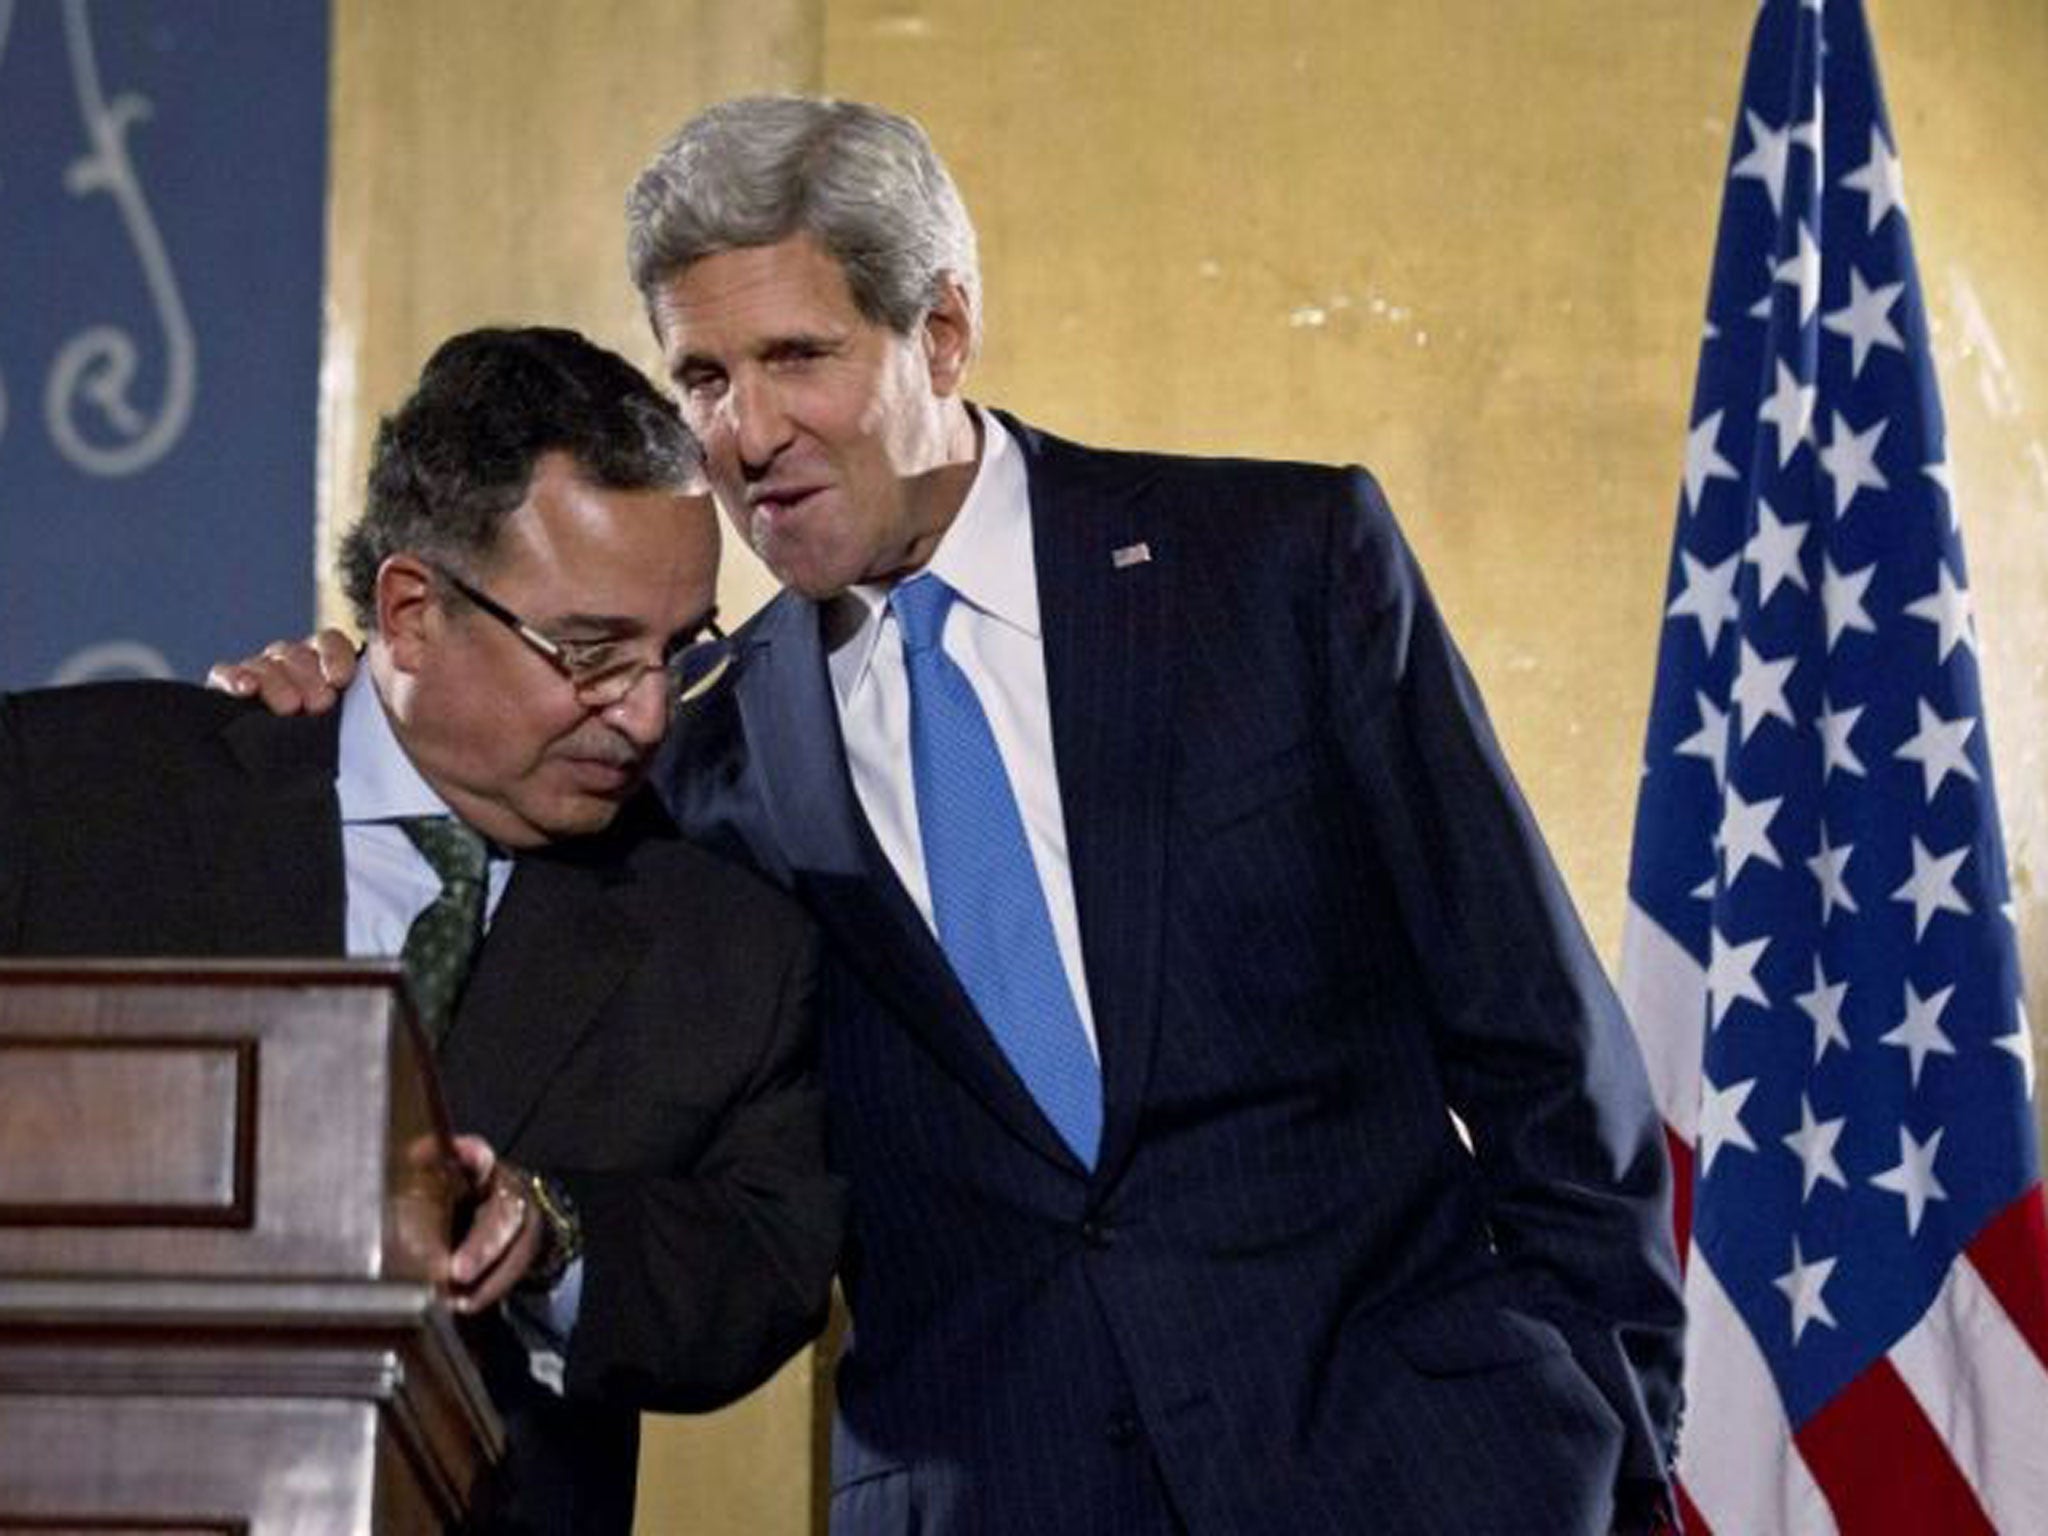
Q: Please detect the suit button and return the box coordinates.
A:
[1105,1410,1140,1447]
[1080,1217,1113,1249]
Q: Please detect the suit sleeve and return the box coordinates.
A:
[552,918,845,1411]
[1322,469,1685,1514]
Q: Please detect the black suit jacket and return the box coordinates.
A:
[0,681,845,1535]
[661,415,1685,1535]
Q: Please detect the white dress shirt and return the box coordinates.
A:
[824,408,1100,1057]
[334,669,577,1387]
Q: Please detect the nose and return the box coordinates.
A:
[601,666,672,751]
[724,368,794,477]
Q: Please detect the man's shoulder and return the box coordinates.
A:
[3,678,281,762]
[999,409,1387,517]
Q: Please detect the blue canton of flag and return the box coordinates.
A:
[1619,1,2048,1531]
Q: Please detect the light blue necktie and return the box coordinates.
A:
[892,575,1102,1167]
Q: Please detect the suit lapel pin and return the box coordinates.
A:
[1111,542,1152,569]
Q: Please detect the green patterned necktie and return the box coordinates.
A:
[398,816,489,1046]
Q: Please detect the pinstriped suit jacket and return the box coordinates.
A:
[662,414,1685,1535]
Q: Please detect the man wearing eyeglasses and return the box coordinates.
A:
[0,325,844,1535]
[213,104,1683,1534]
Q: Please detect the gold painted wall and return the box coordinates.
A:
[320,4,2048,1533]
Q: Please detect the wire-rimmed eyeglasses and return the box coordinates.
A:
[430,561,733,708]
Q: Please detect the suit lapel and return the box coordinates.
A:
[1008,415,1176,1183]
[193,709,348,954]
[738,590,1079,1168]
[438,845,645,1148]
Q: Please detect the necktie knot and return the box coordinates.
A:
[890,575,955,656]
[401,816,488,891]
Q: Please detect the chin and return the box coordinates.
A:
[768,545,866,601]
[528,795,627,843]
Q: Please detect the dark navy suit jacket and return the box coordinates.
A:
[662,415,1685,1535]
[0,682,845,1535]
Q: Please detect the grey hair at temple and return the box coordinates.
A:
[625,95,982,348]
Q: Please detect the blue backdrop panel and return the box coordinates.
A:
[0,0,328,687]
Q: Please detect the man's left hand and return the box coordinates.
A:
[444,1133,543,1314]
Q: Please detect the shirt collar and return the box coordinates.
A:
[828,406,1037,706]
[336,666,458,825]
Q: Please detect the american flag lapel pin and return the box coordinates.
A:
[1111,542,1151,570]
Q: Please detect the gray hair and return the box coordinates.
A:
[626,96,980,345]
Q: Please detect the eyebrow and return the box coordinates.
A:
[674,327,847,371]
[542,610,645,639]
[762,332,841,357]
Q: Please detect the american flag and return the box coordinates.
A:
[1619,1,2048,1530]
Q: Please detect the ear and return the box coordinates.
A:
[921,274,975,398]
[375,554,441,674]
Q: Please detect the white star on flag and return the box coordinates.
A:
[1792,85,1823,157]
[1882,981,1958,1087]
[1676,691,1731,790]
[1893,699,1980,802]
[1773,221,1822,325]
[1730,106,1793,214]
[1775,1238,1840,1344]
[1890,837,1971,940]
[1817,409,1890,517]
[1666,549,1741,652]
[1823,267,1907,379]
[1757,359,1818,468]
[1902,563,1977,663]
[1871,1125,1948,1235]
[1795,957,1852,1064]
[1683,410,1740,515]
[1784,1094,1849,1199]
[1708,926,1771,1028]
[1924,457,1956,530]
[1699,1073,1760,1175]
[1816,696,1867,780]
[1819,556,1877,649]
[1806,828,1857,920]
[1997,1003,2037,1101]
[1743,498,1811,604]
[1840,122,1907,233]
[1718,783,1785,884]
[1731,638,1797,742]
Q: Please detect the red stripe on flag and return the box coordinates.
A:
[1673,1481,1710,1536]
[1796,1356,1993,1534]
[1964,1183,2048,1367]
[1665,1126,1694,1263]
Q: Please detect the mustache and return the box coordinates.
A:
[559,726,649,769]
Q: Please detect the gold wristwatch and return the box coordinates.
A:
[518,1167,584,1291]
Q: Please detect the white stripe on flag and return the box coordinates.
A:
[1680,1246,1837,1536]
[1619,899,1706,1142]
[1889,1250,2048,1534]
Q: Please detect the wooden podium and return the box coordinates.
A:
[0,960,504,1534]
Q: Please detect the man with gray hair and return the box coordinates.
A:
[228,98,1683,1534]
[628,96,1684,1535]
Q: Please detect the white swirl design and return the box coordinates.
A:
[0,0,14,457]
[41,0,197,478]
[49,639,175,685]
